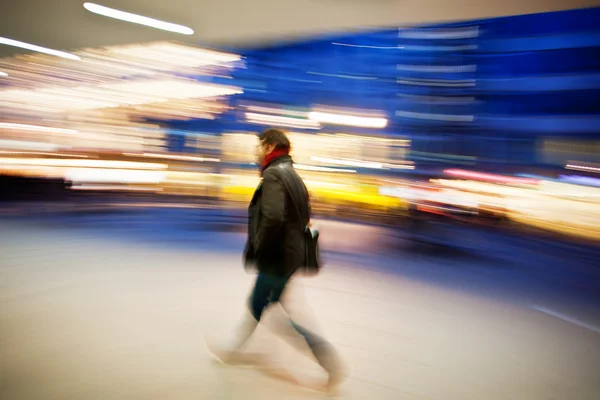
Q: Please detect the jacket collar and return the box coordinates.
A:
[263,154,292,172]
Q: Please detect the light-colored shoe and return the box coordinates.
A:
[321,350,350,392]
[205,336,236,364]
[205,336,267,368]
[324,372,347,393]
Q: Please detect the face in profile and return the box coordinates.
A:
[254,141,265,164]
[254,140,274,164]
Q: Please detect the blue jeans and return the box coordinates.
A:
[247,273,339,372]
[248,273,290,320]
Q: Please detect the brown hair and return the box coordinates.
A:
[258,128,291,151]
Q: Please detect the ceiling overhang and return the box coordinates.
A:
[1,0,597,58]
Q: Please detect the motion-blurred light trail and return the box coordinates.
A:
[83,3,194,35]
[532,305,600,334]
[0,37,80,60]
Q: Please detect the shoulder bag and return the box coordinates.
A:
[277,165,322,275]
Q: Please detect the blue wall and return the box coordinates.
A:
[233,7,600,136]
[171,7,600,166]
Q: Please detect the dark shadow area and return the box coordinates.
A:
[0,175,71,202]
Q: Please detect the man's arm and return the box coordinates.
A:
[253,170,285,256]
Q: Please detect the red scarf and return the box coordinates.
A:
[260,148,289,174]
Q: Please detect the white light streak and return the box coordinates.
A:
[293,164,356,173]
[566,164,600,173]
[0,150,89,158]
[397,94,476,104]
[65,168,166,184]
[0,158,166,170]
[308,111,387,129]
[307,71,377,80]
[0,140,61,151]
[70,184,161,192]
[0,122,78,134]
[397,64,477,73]
[399,26,479,39]
[311,156,384,169]
[0,37,80,60]
[332,43,402,50]
[532,305,600,334]
[389,164,415,170]
[105,42,239,66]
[84,3,194,35]
[124,152,220,162]
[402,45,478,51]
[0,80,241,112]
[396,110,474,122]
[244,105,308,118]
[245,113,320,130]
[397,78,476,87]
[0,71,8,77]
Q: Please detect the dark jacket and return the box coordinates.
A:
[244,155,310,277]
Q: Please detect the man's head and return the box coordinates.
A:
[255,128,291,164]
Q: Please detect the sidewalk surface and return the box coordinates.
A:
[0,214,599,400]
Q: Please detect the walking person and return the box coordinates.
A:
[206,128,347,391]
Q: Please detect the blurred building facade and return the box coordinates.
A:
[1,6,599,240]
[206,6,599,172]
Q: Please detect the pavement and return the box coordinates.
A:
[0,208,599,400]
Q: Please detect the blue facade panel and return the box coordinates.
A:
[166,7,600,167]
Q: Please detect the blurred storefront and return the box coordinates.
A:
[1,7,599,242]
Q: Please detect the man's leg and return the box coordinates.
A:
[228,273,273,351]
[279,278,348,389]
[249,273,278,321]
[207,274,273,363]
